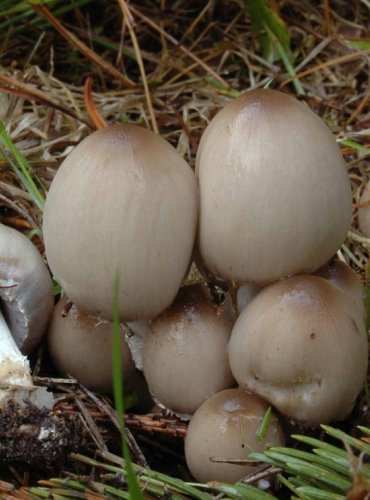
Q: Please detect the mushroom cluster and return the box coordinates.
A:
[39,88,367,484]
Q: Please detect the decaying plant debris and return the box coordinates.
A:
[0,0,370,497]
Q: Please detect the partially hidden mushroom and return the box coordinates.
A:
[0,224,81,465]
[314,260,364,316]
[185,388,284,483]
[196,89,352,285]
[228,265,368,427]
[43,124,198,321]
[47,295,139,394]
[142,285,236,416]
[358,180,370,237]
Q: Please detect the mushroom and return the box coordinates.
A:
[43,124,198,321]
[142,285,236,415]
[196,89,352,285]
[0,223,54,354]
[185,388,285,483]
[48,295,144,397]
[228,271,368,427]
[0,223,54,405]
[314,260,364,316]
[358,180,370,237]
[0,224,79,465]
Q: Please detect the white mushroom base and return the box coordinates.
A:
[0,311,53,408]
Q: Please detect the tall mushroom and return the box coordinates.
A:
[196,89,352,285]
[43,124,198,321]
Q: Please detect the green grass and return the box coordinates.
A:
[250,424,370,499]
[112,275,145,500]
[0,119,45,212]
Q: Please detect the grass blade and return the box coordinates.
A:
[296,485,346,499]
[264,24,305,95]
[244,0,290,60]
[209,481,276,499]
[321,425,370,456]
[112,275,145,500]
[0,119,45,211]
[339,138,370,154]
[257,406,272,442]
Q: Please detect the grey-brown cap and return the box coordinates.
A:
[43,124,198,321]
[142,285,236,415]
[229,273,368,426]
[0,223,54,354]
[196,89,352,285]
[358,180,370,237]
[47,295,137,394]
[185,388,284,483]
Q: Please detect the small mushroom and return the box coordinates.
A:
[358,180,370,237]
[228,272,368,427]
[185,388,285,483]
[43,124,198,321]
[142,285,236,415]
[196,89,352,285]
[314,260,364,316]
[48,295,139,395]
[0,223,53,404]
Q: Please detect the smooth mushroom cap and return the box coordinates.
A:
[47,295,137,394]
[185,388,285,483]
[0,223,54,354]
[315,260,364,316]
[43,124,198,321]
[142,285,236,415]
[358,180,370,237]
[196,89,352,284]
[228,274,368,427]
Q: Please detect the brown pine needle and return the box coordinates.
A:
[84,77,107,130]
[280,46,370,88]
[31,4,135,90]
[117,0,159,134]
[347,87,370,125]
[324,0,333,36]
[0,75,93,128]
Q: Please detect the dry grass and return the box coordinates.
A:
[0,0,370,495]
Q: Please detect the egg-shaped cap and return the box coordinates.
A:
[185,388,284,483]
[196,89,352,284]
[43,124,198,321]
[142,285,235,415]
[229,273,368,426]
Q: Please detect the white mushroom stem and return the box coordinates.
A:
[0,310,33,389]
[0,310,54,409]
